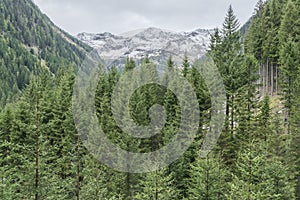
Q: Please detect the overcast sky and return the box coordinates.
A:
[34,0,258,35]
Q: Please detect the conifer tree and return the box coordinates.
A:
[279,38,299,133]
[135,168,178,200]
[290,72,300,199]
[210,5,249,166]
[278,0,300,134]
[188,152,228,200]
[124,57,136,72]
[181,53,190,78]
[228,141,295,200]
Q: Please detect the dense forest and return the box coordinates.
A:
[0,0,91,108]
[0,0,300,199]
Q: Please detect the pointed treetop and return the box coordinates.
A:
[222,5,240,37]
[143,54,150,64]
[124,57,136,72]
[182,52,190,78]
[254,0,265,16]
[209,28,222,51]
[167,55,175,68]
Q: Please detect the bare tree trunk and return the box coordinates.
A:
[155,170,158,200]
[76,160,80,200]
[275,65,278,94]
[248,141,252,200]
[76,134,81,200]
[35,86,40,200]
[276,65,279,94]
[262,63,265,96]
[206,156,209,200]
[35,122,39,200]
[266,59,269,94]
[126,172,131,199]
[259,63,263,96]
[271,64,274,96]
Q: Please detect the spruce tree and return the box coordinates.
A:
[188,152,228,200]
[181,52,190,78]
[210,5,248,167]
[290,72,300,199]
[278,0,300,134]
[135,168,178,200]
[228,141,295,200]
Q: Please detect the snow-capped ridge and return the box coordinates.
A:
[76,27,213,66]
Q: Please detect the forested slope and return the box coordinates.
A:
[0,0,92,107]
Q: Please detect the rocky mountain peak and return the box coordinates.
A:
[76,27,213,67]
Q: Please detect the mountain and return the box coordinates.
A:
[0,0,92,107]
[76,27,213,67]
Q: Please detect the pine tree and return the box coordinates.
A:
[124,57,136,72]
[278,0,300,134]
[222,5,240,37]
[135,168,178,200]
[279,39,299,134]
[181,52,190,78]
[257,95,272,141]
[278,0,299,43]
[167,55,175,69]
[210,5,248,167]
[245,0,265,61]
[80,155,110,200]
[290,72,300,199]
[188,152,228,200]
[228,141,295,200]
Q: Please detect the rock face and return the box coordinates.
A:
[76,27,213,67]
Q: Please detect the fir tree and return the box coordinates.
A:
[135,168,178,200]
[188,152,228,200]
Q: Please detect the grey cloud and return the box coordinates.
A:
[34,0,258,35]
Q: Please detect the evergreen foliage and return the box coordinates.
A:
[0,0,299,199]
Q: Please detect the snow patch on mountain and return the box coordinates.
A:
[76,27,213,66]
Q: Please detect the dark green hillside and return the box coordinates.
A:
[0,0,92,107]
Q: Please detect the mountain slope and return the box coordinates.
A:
[0,0,92,107]
[77,27,212,66]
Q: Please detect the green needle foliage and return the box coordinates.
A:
[0,0,300,199]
